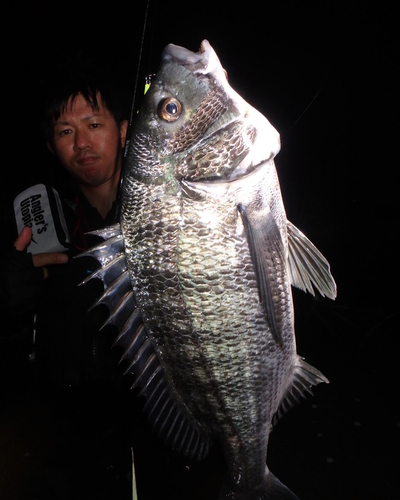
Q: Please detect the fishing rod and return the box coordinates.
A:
[123,0,152,158]
[115,0,154,220]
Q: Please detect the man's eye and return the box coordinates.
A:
[90,122,101,129]
[59,129,71,136]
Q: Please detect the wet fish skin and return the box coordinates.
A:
[81,40,336,500]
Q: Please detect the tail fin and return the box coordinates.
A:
[261,471,300,500]
[219,469,300,500]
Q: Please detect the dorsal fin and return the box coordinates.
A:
[76,224,212,460]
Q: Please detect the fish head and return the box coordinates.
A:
[128,40,281,185]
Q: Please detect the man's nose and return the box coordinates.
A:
[74,129,92,150]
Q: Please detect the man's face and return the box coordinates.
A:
[49,93,128,188]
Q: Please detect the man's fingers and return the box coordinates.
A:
[14,226,33,251]
[13,227,68,280]
[32,252,69,268]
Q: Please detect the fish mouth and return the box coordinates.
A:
[198,40,210,54]
[162,40,213,72]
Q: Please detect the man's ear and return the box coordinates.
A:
[46,141,55,154]
[120,120,128,148]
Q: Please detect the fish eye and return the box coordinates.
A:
[158,97,182,122]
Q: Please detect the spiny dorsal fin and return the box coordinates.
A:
[77,224,212,460]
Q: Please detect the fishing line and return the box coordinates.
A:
[282,75,328,137]
[281,35,342,139]
[124,0,151,158]
[116,0,152,220]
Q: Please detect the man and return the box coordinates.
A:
[14,89,128,275]
[0,71,133,498]
[14,82,128,271]
[4,73,130,382]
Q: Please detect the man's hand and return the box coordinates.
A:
[14,226,68,279]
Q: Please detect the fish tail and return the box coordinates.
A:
[219,469,300,500]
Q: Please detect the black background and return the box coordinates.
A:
[1,1,398,499]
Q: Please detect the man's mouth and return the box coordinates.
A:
[77,155,99,166]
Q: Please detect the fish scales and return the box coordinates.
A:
[81,40,336,499]
[123,116,294,494]
[123,181,289,488]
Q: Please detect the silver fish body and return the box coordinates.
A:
[82,40,336,499]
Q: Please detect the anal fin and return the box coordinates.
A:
[274,357,329,424]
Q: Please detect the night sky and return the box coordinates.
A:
[2,1,398,499]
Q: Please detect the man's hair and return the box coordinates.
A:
[40,56,131,144]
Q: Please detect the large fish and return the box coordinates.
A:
[81,40,336,499]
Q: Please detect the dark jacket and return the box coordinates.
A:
[0,183,120,388]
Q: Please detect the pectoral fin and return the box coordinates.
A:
[238,204,286,348]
